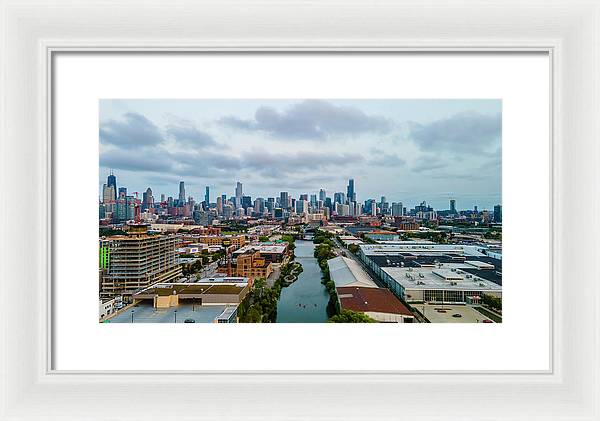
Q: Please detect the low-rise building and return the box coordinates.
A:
[235,250,273,279]
[232,243,288,263]
[358,244,502,304]
[133,281,249,308]
[337,286,414,323]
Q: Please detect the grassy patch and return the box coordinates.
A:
[473,306,502,323]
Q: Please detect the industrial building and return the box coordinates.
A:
[358,244,502,304]
[327,256,414,323]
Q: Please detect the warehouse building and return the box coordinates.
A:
[327,256,414,323]
[358,244,502,304]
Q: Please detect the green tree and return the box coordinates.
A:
[244,306,262,323]
[329,310,376,323]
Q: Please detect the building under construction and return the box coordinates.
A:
[101,223,182,300]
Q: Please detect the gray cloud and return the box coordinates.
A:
[244,149,365,172]
[165,122,218,147]
[412,157,448,172]
[100,112,164,149]
[220,100,391,140]
[100,148,173,173]
[409,111,501,153]
[369,148,406,167]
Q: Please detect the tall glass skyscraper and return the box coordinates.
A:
[205,186,210,205]
[178,181,186,204]
[107,171,117,200]
[347,178,355,203]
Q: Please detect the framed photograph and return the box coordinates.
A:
[1,1,599,420]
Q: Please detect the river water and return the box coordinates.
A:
[276,240,330,323]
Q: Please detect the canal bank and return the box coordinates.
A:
[276,240,329,323]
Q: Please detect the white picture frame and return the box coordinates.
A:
[1,0,598,420]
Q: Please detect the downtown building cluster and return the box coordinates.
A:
[100,172,502,226]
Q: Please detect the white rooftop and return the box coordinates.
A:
[327,256,378,289]
[359,243,486,257]
[382,266,502,292]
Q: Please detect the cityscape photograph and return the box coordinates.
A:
[98,99,502,323]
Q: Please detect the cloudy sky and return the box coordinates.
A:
[99,99,501,210]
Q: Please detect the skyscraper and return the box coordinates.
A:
[205,186,210,206]
[333,192,345,205]
[347,179,355,203]
[493,204,502,223]
[450,199,457,215]
[178,181,186,204]
[280,192,289,209]
[392,202,404,216]
[142,187,153,209]
[319,189,326,202]
[107,171,117,200]
[216,196,223,214]
[235,182,243,199]
[102,184,115,204]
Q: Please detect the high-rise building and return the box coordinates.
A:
[99,203,106,219]
[493,204,502,223]
[205,186,210,206]
[235,182,243,199]
[347,179,355,203]
[296,199,308,215]
[107,171,117,201]
[118,187,127,198]
[310,194,317,206]
[392,202,404,216]
[178,181,186,204]
[102,184,116,204]
[279,192,289,210]
[450,199,457,215]
[160,194,166,203]
[216,196,223,214]
[242,196,252,210]
[333,192,346,205]
[254,197,265,214]
[319,189,326,202]
[266,198,275,214]
[299,194,308,201]
[101,224,182,299]
[335,203,350,216]
[142,187,153,209]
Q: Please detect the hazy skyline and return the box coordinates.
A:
[99,99,501,210]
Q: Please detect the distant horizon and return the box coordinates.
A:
[100,171,499,212]
[100,99,502,210]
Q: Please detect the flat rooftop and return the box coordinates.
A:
[416,304,496,323]
[359,243,488,257]
[234,244,287,254]
[134,283,247,297]
[108,303,230,323]
[382,266,502,292]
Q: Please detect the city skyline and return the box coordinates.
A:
[99,99,502,210]
[101,171,498,213]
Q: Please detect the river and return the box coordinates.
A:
[276,240,330,323]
